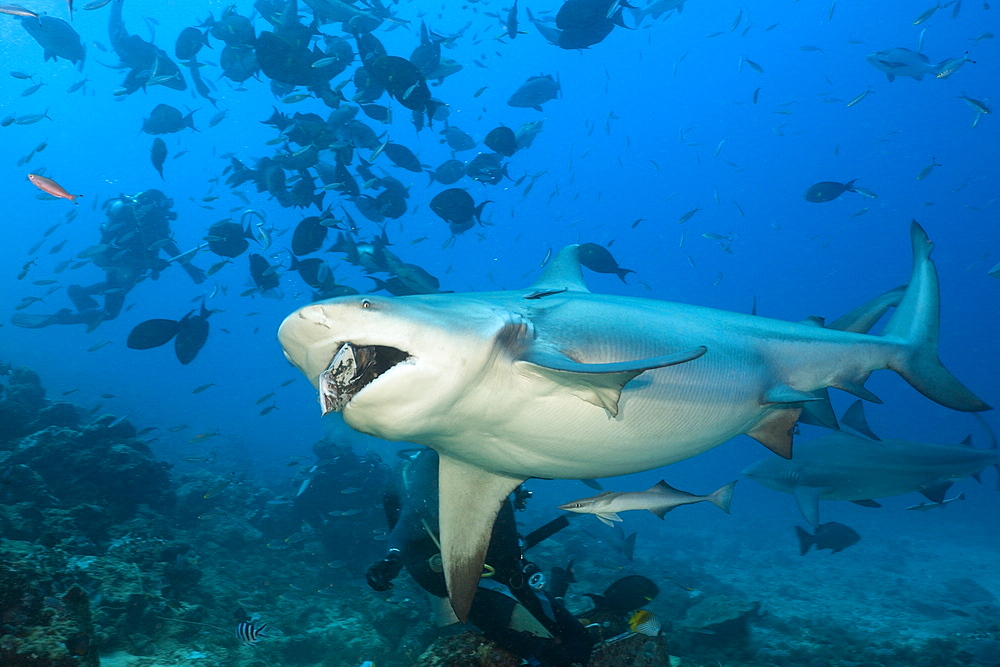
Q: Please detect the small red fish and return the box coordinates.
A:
[27,173,81,204]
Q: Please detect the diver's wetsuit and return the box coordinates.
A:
[13,189,205,330]
[368,448,592,667]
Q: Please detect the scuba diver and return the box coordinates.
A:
[366,447,594,667]
[290,439,389,563]
[13,189,206,331]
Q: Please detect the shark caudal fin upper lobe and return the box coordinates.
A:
[881,221,990,412]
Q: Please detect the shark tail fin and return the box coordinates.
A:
[437,455,524,623]
[708,480,737,514]
[794,526,814,555]
[881,221,990,413]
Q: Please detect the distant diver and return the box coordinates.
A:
[13,189,206,331]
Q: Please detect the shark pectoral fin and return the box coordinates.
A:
[792,485,827,527]
[597,512,622,526]
[744,406,802,459]
[841,400,881,441]
[920,481,952,504]
[850,499,882,508]
[437,455,525,623]
[517,347,708,417]
[798,388,840,430]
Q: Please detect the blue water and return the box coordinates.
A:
[0,0,997,655]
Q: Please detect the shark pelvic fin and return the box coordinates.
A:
[437,455,524,623]
[763,385,823,405]
[517,346,707,417]
[841,400,881,441]
[529,245,589,293]
[745,405,801,459]
[881,222,991,412]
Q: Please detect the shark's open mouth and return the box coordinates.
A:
[319,342,409,415]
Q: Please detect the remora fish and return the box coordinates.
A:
[278,222,988,621]
[743,401,998,526]
[558,479,736,525]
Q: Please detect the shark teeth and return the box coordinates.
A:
[319,342,410,415]
[319,342,358,415]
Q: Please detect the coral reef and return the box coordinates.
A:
[2,359,998,667]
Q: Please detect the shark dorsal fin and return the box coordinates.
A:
[529,245,589,293]
[841,400,881,441]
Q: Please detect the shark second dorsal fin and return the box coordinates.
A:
[841,400,881,441]
[437,454,525,623]
[529,245,589,293]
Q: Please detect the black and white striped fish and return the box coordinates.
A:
[235,620,268,645]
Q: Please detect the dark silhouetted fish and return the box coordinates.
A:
[430,189,490,236]
[556,0,627,49]
[440,125,477,151]
[803,179,857,203]
[291,216,329,256]
[465,153,506,185]
[150,137,167,180]
[577,243,635,282]
[382,142,423,172]
[205,221,250,258]
[20,15,86,67]
[484,126,518,157]
[142,104,197,134]
[175,26,209,60]
[126,302,213,365]
[795,522,860,555]
[508,74,561,110]
[429,159,465,185]
[549,560,576,599]
[108,0,186,93]
[584,575,659,612]
[249,253,281,294]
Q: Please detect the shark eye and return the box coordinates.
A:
[361,299,372,309]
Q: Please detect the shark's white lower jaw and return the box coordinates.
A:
[318,342,411,416]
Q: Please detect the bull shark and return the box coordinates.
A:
[743,401,998,526]
[866,47,951,82]
[278,222,988,620]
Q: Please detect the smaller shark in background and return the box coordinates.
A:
[866,47,953,82]
[743,402,999,526]
[559,479,736,525]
